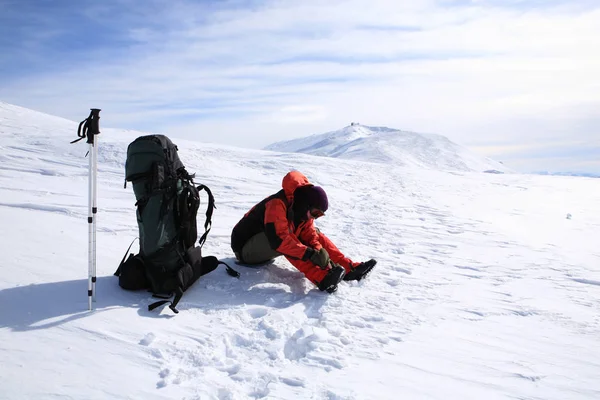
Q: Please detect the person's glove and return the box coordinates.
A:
[309,248,330,269]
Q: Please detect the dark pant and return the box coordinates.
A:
[235,230,357,285]
[235,232,281,265]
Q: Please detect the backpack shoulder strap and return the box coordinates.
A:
[147,257,239,314]
[196,184,215,248]
[148,287,183,314]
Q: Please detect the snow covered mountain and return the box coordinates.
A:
[1,102,600,399]
[265,124,510,173]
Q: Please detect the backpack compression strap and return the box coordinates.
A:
[113,237,139,276]
[197,184,215,248]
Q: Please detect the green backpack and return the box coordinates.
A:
[115,134,238,313]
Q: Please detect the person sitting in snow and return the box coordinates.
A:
[230,170,376,293]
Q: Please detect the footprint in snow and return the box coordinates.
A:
[139,332,156,346]
[247,307,268,319]
[280,376,305,387]
[156,368,169,389]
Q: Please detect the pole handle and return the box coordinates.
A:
[87,109,101,140]
[71,108,101,145]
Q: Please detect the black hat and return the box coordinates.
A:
[293,185,328,212]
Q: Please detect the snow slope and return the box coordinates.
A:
[1,102,599,399]
[264,124,511,173]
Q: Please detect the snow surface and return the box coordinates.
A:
[264,124,511,173]
[1,102,600,399]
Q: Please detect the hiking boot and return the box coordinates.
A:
[343,259,377,282]
[317,264,346,293]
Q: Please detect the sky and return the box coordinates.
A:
[1,0,599,174]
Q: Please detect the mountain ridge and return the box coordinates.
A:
[265,123,511,173]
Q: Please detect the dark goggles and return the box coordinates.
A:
[310,208,325,219]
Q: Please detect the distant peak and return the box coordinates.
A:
[264,122,511,173]
[339,124,402,139]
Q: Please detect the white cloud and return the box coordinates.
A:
[1,0,599,171]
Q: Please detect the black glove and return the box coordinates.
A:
[309,248,330,269]
[344,259,377,281]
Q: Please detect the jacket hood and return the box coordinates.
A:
[282,171,312,202]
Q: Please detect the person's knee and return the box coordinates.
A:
[241,245,280,265]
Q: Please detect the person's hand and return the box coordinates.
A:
[310,248,330,268]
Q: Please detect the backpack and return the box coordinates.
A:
[114,134,239,313]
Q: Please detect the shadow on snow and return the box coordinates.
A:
[0,258,329,332]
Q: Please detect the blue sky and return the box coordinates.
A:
[1,0,599,173]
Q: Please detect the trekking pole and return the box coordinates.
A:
[71,109,101,310]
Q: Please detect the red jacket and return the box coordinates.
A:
[231,171,321,260]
